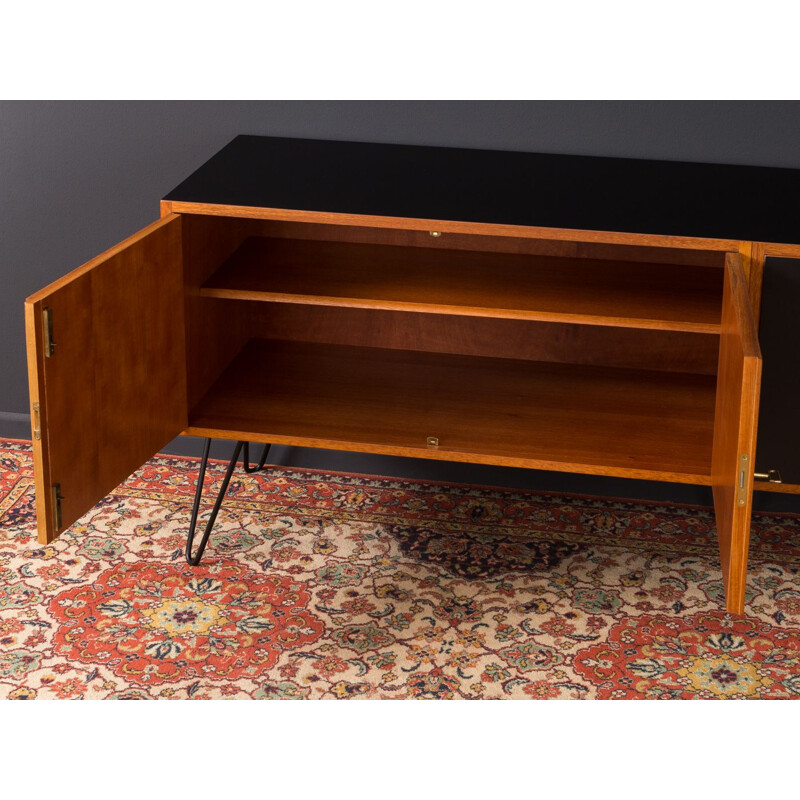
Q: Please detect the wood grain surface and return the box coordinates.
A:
[201,236,725,333]
[200,216,727,267]
[167,201,743,252]
[182,214,252,408]
[24,215,186,542]
[187,338,717,484]
[711,253,762,613]
[246,304,721,376]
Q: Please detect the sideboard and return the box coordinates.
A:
[24,135,800,614]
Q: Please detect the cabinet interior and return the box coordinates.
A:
[180,213,726,483]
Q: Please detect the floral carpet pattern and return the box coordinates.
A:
[1,438,800,699]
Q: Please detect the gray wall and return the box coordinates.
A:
[3,101,800,510]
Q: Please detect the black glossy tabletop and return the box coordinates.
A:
[164,135,800,244]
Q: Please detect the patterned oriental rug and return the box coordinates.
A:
[1,439,800,700]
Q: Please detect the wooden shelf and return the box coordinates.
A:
[187,339,717,484]
[200,237,724,333]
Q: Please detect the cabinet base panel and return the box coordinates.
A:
[187,338,716,486]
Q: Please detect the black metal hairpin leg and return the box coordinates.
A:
[185,438,272,565]
[242,441,271,473]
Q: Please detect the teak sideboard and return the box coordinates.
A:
[24,136,800,614]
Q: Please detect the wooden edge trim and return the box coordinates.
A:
[748,242,766,329]
[25,214,179,305]
[197,287,722,334]
[160,200,174,218]
[737,242,767,329]
[183,426,713,486]
[753,482,800,495]
[23,300,53,543]
[166,200,743,252]
[733,358,762,610]
[737,241,753,283]
[724,252,762,360]
[763,241,800,257]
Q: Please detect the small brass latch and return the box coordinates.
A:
[427,436,439,447]
[429,231,442,238]
[736,453,749,506]
[32,402,41,440]
[754,468,782,484]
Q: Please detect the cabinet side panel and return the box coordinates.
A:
[182,215,251,408]
[711,254,762,613]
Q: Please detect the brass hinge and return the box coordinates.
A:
[43,307,55,357]
[736,454,749,506]
[51,483,63,530]
[32,402,41,440]
[754,468,782,484]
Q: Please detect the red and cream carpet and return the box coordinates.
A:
[1,438,799,699]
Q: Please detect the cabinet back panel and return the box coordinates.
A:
[203,236,723,333]
[181,212,724,408]
[245,303,719,375]
[232,217,726,267]
[182,215,252,407]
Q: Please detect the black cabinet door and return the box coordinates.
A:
[756,257,800,485]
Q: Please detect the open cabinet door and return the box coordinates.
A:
[25,215,186,544]
[712,252,762,614]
